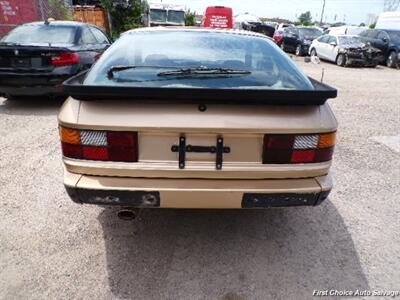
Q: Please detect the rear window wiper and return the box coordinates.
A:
[107,65,179,79]
[157,67,251,77]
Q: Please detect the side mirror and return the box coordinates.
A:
[382,37,389,43]
[329,41,337,46]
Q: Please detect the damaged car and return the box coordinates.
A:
[309,34,381,67]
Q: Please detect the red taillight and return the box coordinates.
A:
[60,127,138,162]
[51,52,80,66]
[263,133,336,164]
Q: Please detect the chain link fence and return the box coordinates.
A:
[37,0,74,21]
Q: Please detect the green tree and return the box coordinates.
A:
[369,23,376,29]
[185,9,196,26]
[298,11,313,26]
[48,0,73,20]
[100,0,148,37]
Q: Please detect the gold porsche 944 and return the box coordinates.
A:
[59,27,337,209]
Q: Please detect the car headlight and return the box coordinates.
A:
[303,40,312,45]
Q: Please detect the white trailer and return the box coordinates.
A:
[143,3,185,27]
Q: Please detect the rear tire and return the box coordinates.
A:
[310,48,317,57]
[336,54,346,67]
[295,44,303,56]
[386,51,398,68]
[280,42,286,52]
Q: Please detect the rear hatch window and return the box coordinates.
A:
[84,31,313,90]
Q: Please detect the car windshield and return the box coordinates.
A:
[84,30,314,90]
[338,36,364,46]
[386,31,400,43]
[1,25,76,45]
[168,10,185,24]
[150,9,167,22]
[299,28,322,39]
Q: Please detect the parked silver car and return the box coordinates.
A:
[309,34,381,67]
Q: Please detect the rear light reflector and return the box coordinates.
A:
[60,127,81,145]
[263,132,336,164]
[82,146,109,161]
[51,52,80,66]
[61,143,83,159]
[60,127,138,162]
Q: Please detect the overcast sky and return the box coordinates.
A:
[155,0,386,24]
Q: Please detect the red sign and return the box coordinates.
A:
[202,6,233,29]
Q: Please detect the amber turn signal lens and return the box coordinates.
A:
[60,127,81,145]
[318,132,336,148]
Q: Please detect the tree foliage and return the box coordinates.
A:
[298,11,313,26]
[100,0,148,37]
[185,9,196,26]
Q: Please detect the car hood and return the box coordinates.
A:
[340,43,381,52]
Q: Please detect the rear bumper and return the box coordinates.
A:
[64,170,332,209]
[0,73,72,96]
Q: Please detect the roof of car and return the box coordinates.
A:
[124,26,272,39]
[23,20,88,27]
[329,34,359,37]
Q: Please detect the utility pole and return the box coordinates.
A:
[320,0,326,26]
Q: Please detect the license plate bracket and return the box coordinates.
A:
[171,136,230,170]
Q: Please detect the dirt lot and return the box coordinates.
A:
[0,58,399,300]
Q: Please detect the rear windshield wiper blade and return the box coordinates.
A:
[157,67,251,77]
[107,65,179,79]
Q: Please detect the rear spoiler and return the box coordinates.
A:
[63,70,337,105]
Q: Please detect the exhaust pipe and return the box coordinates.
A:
[117,208,140,221]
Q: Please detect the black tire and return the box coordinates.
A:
[295,44,303,56]
[310,48,317,57]
[280,42,286,52]
[386,51,398,68]
[336,54,346,67]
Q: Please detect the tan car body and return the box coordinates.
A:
[59,98,337,208]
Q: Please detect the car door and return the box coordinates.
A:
[326,36,339,62]
[377,31,390,56]
[284,28,296,50]
[289,28,300,50]
[316,35,330,59]
[366,30,383,50]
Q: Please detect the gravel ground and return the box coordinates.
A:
[0,58,399,300]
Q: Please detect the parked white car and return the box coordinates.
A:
[325,26,366,36]
[309,34,381,67]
